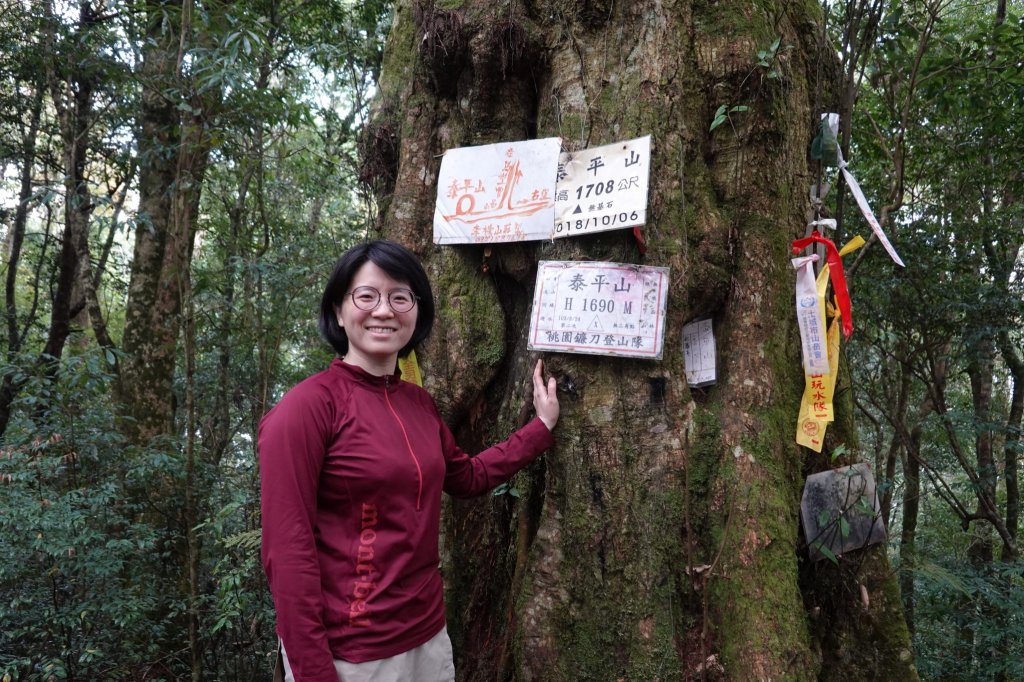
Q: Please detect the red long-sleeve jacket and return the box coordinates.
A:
[259,359,554,682]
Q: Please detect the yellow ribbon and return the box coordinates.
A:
[398,349,423,387]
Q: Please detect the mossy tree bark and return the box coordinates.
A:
[365,1,918,679]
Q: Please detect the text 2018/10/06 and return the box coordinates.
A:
[554,210,640,234]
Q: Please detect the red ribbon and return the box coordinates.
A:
[632,226,648,254]
[791,231,853,338]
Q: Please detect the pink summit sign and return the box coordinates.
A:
[528,260,669,360]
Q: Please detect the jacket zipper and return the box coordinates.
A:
[383,375,424,511]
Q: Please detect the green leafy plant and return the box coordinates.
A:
[709,104,750,131]
[492,481,522,498]
[756,37,792,79]
[709,36,791,132]
[829,443,848,463]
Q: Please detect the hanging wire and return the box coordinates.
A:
[796,0,833,274]
[811,0,829,230]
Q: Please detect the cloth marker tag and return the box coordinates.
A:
[810,114,840,167]
[632,226,648,254]
[398,349,423,387]
[820,112,904,267]
[795,237,863,453]
[792,255,829,376]
[792,230,853,338]
[838,234,866,258]
[796,303,841,452]
[837,148,905,267]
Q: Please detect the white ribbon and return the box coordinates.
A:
[824,114,906,267]
[792,255,829,376]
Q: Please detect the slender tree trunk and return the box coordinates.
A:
[881,433,900,528]
[900,437,920,638]
[0,73,45,437]
[880,366,912,527]
[44,1,96,364]
[4,81,44,354]
[183,268,202,682]
[0,0,98,438]
[369,1,917,678]
[119,1,179,441]
[967,332,997,562]
[119,0,212,444]
[207,62,267,465]
[87,165,135,360]
[1000,332,1022,555]
[113,4,217,672]
[956,328,999,678]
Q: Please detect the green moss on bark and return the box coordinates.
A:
[809,549,918,681]
[432,253,505,370]
[532,484,689,680]
[708,406,818,678]
[377,3,420,98]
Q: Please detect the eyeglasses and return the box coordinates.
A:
[347,286,419,313]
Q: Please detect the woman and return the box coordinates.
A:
[259,240,559,682]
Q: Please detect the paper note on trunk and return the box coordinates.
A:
[682,319,716,387]
[433,138,561,244]
[528,260,668,359]
[553,136,651,238]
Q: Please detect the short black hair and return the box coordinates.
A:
[318,240,435,359]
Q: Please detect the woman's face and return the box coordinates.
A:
[335,261,419,375]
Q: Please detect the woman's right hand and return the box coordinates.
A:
[532,359,559,431]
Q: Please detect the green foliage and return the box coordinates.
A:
[912,558,1024,679]
[829,443,847,463]
[708,35,790,132]
[1,0,1020,678]
[0,0,392,679]
[0,350,178,680]
[847,1,1024,678]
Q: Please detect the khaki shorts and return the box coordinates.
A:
[278,627,455,682]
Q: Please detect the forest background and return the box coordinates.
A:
[0,0,1021,680]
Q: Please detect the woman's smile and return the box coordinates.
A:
[336,261,419,375]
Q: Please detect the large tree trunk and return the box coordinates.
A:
[367,1,917,679]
